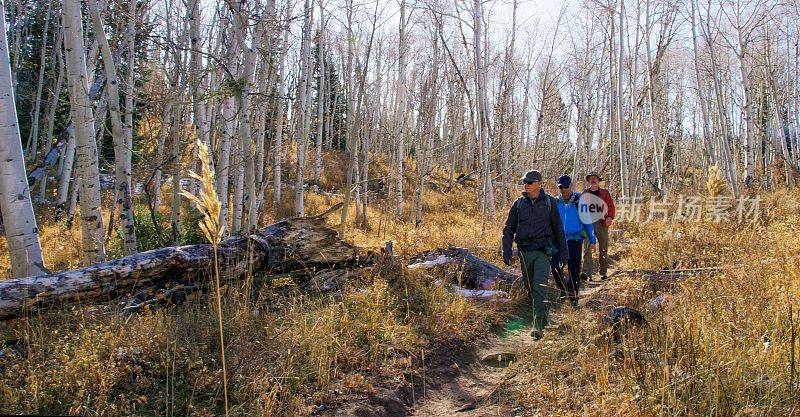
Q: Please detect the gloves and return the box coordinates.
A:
[503,251,512,266]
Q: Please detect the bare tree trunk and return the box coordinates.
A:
[313,4,325,188]
[0,0,46,277]
[152,94,172,211]
[273,1,291,206]
[228,0,262,228]
[232,132,244,232]
[500,0,517,209]
[9,0,22,91]
[56,127,76,208]
[188,0,215,183]
[63,0,106,264]
[88,0,137,255]
[764,26,794,187]
[700,0,740,196]
[38,36,64,202]
[733,5,758,188]
[474,0,492,230]
[25,0,53,163]
[394,0,407,218]
[169,103,183,245]
[338,0,357,237]
[294,0,314,217]
[121,0,137,253]
[615,0,630,198]
[690,0,715,167]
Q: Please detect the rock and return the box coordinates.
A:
[604,306,647,343]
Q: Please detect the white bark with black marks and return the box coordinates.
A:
[0,0,46,277]
[62,0,106,264]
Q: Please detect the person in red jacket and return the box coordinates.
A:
[581,172,615,280]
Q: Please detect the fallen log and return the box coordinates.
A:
[407,246,517,289]
[0,216,357,321]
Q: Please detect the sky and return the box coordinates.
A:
[489,0,571,31]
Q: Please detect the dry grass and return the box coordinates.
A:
[0,152,508,416]
[503,190,800,416]
[4,152,798,415]
[0,256,502,416]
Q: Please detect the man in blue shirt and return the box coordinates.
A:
[551,175,596,307]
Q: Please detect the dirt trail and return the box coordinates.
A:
[408,280,611,417]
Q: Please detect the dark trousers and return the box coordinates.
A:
[519,250,551,331]
[583,221,609,278]
[550,239,584,306]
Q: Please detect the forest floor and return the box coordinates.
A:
[331,254,629,417]
[407,279,613,417]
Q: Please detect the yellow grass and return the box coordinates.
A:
[504,191,800,416]
[0,153,507,416]
[2,153,798,415]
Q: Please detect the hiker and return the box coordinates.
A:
[502,170,569,339]
[551,175,596,307]
[581,172,615,281]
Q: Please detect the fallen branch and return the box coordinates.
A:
[408,246,517,289]
[0,216,357,321]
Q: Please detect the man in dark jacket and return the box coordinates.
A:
[582,172,616,281]
[502,170,569,339]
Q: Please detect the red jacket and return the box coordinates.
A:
[584,188,616,221]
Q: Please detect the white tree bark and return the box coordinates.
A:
[62,0,106,264]
[25,0,53,163]
[474,0,493,228]
[88,0,137,255]
[56,127,76,207]
[313,2,325,188]
[700,0,740,195]
[228,1,261,229]
[732,4,759,187]
[188,0,215,183]
[121,0,137,253]
[169,109,183,245]
[394,0,407,218]
[615,0,630,198]
[273,0,291,206]
[217,94,235,228]
[690,0,716,167]
[294,0,314,217]
[0,0,46,277]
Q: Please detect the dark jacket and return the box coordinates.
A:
[502,189,569,263]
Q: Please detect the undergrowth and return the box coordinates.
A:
[2,153,798,415]
[506,191,800,416]
[0,152,509,415]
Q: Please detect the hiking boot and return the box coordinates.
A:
[580,272,589,282]
[530,329,543,340]
[600,273,608,281]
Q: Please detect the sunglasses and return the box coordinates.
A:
[523,180,540,185]
[558,185,569,189]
